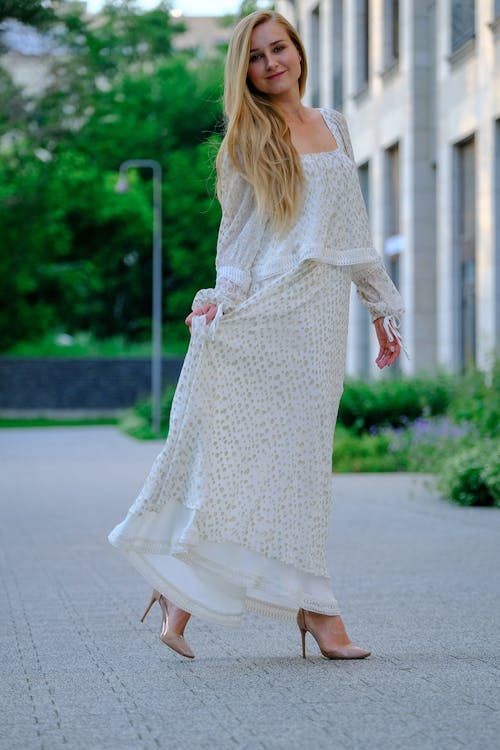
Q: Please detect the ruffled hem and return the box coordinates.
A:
[252,245,381,281]
[108,507,341,626]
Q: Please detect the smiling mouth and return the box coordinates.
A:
[266,71,285,80]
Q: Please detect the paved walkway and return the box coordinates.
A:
[1,427,499,750]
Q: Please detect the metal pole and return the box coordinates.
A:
[151,163,162,435]
[117,159,163,435]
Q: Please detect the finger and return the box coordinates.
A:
[377,348,393,368]
[383,347,400,367]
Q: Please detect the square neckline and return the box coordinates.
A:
[298,108,342,158]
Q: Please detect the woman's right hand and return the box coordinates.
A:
[185,303,219,328]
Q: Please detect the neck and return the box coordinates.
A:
[270,92,307,123]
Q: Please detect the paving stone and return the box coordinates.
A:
[1,427,499,750]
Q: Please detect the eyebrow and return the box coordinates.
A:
[250,39,286,53]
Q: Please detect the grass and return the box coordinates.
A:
[0,417,119,428]
[3,331,189,358]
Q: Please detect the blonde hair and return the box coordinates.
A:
[216,11,308,231]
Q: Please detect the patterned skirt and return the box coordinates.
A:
[108,260,351,624]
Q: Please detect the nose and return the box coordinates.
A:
[265,54,278,70]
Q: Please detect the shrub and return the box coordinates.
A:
[338,373,456,435]
[332,425,405,472]
[437,440,500,507]
[120,384,176,440]
[448,361,500,438]
[379,415,477,473]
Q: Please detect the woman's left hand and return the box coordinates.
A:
[373,317,401,369]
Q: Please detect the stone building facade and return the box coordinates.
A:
[277,0,500,375]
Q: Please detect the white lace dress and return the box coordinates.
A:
[108,108,404,625]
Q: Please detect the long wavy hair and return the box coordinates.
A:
[216,11,308,231]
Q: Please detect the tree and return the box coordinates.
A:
[0,0,57,28]
[220,0,275,27]
[0,1,226,349]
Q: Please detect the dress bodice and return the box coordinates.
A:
[192,107,405,338]
[252,140,378,281]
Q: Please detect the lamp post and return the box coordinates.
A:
[116,159,163,435]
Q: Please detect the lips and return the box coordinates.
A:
[266,71,286,80]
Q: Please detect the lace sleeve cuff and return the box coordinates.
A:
[191,266,251,314]
[351,260,409,358]
[350,260,405,321]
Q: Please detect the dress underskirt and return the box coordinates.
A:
[109,498,340,625]
[108,261,351,625]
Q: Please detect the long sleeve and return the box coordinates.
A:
[192,152,260,314]
[350,259,408,357]
[350,260,404,321]
[336,112,408,354]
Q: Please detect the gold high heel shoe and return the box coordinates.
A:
[141,589,195,659]
[297,608,371,660]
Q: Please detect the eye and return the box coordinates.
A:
[273,45,285,53]
[249,53,262,63]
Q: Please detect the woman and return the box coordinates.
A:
[108,11,404,661]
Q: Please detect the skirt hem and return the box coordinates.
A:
[110,535,341,626]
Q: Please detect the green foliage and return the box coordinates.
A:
[448,361,500,438]
[220,1,275,27]
[437,441,500,507]
[337,373,456,434]
[0,417,118,428]
[0,1,225,351]
[6,330,188,357]
[0,0,57,27]
[334,365,500,510]
[332,425,403,472]
[120,383,177,440]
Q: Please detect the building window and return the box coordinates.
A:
[455,136,476,368]
[310,5,320,107]
[356,0,370,90]
[384,142,402,373]
[451,0,475,52]
[383,0,399,68]
[357,161,371,376]
[332,0,344,109]
[495,121,500,353]
[384,142,402,289]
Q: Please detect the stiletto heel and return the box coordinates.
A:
[298,608,307,658]
[140,589,195,659]
[140,589,161,622]
[296,608,371,660]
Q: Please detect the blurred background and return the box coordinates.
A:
[1,0,498,377]
[0,0,248,359]
[0,3,498,491]
[280,0,500,379]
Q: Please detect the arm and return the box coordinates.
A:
[189,151,258,324]
[350,260,407,368]
[335,112,407,365]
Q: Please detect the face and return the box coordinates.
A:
[247,20,301,98]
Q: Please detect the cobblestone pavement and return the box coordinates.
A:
[1,427,499,750]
